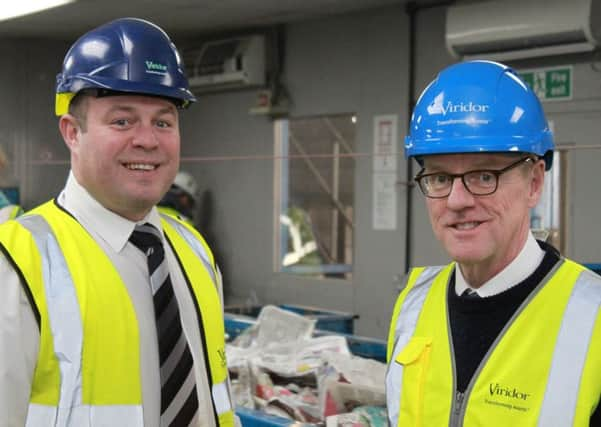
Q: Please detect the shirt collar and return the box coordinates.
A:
[58,171,163,253]
[455,231,545,297]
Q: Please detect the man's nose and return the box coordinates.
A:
[446,177,475,209]
[132,123,159,148]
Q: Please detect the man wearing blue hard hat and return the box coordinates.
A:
[0,18,236,427]
[385,60,600,426]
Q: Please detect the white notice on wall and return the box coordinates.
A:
[373,115,398,172]
[373,172,397,230]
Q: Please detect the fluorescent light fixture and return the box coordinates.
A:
[0,0,76,22]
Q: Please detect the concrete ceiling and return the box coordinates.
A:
[0,0,411,41]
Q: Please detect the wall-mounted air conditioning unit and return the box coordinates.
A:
[184,35,265,93]
[446,0,601,61]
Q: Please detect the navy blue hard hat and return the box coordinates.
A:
[55,17,196,115]
[405,60,554,170]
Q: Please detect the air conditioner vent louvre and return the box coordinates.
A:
[446,0,601,60]
[454,30,587,56]
[183,35,265,94]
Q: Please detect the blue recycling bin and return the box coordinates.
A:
[224,305,384,426]
[584,263,601,276]
[224,313,386,363]
[224,313,387,426]
[225,304,358,335]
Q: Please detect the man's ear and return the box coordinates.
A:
[527,159,546,208]
[58,114,81,152]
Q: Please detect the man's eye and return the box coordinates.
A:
[433,174,450,184]
[112,119,130,126]
[156,120,171,128]
[422,174,450,188]
[478,171,495,183]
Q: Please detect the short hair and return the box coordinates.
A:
[66,90,180,133]
[68,92,90,132]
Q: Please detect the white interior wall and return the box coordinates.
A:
[182,5,409,338]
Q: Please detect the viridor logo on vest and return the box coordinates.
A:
[489,382,530,400]
[427,93,490,116]
[217,348,227,367]
[145,60,168,76]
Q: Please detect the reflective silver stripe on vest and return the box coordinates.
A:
[19,215,143,427]
[162,216,233,418]
[538,269,601,426]
[385,266,445,427]
[212,382,232,415]
[162,215,217,286]
[26,404,143,427]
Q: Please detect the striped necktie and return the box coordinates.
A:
[129,223,199,426]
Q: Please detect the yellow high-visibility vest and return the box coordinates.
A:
[158,205,195,228]
[386,261,601,427]
[0,201,235,427]
[0,203,23,221]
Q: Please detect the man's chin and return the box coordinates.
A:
[445,246,489,266]
[112,195,162,221]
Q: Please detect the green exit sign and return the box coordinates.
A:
[519,66,572,101]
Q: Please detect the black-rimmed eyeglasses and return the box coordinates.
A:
[414,157,535,198]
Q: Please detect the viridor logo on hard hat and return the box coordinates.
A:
[145,60,168,76]
[427,93,490,116]
[427,93,490,126]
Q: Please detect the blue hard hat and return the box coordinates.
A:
[55,17,196,116]
[405,60,554,170]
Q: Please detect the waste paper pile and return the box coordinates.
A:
[226,305,387,426]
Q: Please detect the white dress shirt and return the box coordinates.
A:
[0,172,216,427]
[455,231,545,298]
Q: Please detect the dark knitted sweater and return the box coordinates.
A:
[447,242,600,424]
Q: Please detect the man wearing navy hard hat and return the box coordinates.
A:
[386,60,600,426]
[0,18,236,427]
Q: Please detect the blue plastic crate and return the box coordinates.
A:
[224,313,387,426]
[584,263,601,276]
[225,304,358,335]
[236,407,307,427]
[224,313,386,363]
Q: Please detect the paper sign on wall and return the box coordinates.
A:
[373,115,398,172]
[373,173,397,230]
[372,115,398,230]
